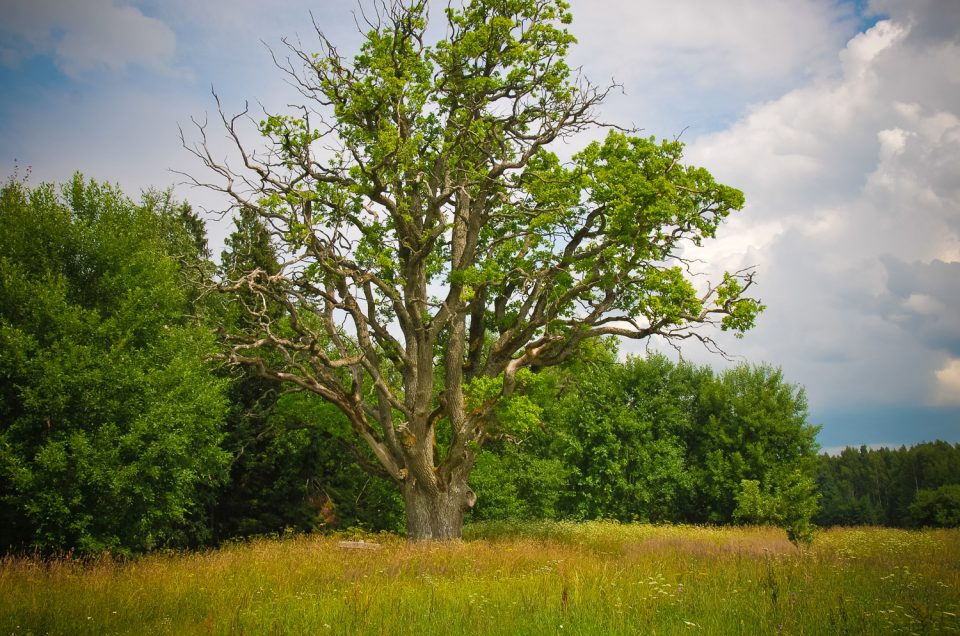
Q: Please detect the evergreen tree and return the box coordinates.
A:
[815,441,960,527]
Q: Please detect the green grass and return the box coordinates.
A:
[2,522,958,634]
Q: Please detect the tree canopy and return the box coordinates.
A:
[182,0,763,540]
[469,349,821,543]
[0,176,229,554]
[816,441,960,528]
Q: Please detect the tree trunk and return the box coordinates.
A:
[403,477,476,541]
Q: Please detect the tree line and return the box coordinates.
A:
[5,0,957,553]
[2,175,956,556]
[816,441,960,528]
[0,176,402,554]
[0,174,790,552]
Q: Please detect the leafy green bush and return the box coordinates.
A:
[907,484,960,528]
[733,470,820,545]
[0,176,229,555]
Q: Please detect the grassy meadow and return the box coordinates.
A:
[1,522,958,635]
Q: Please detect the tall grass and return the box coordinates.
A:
[2,523,958,634]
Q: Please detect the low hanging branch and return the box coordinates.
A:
[179,0,764,540]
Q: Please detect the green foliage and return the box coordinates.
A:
[733,471,820,545]
[469,342,821,537]
[815,441,960,527]
[0,176,229,555]
[907,485,960,528]
[542,353,696,523]
[210,210,404,538]
[685,364,820,525]
[211,391,404,538]
[733,480,778,525]
[716,272,766,336]
[469,448,568,520]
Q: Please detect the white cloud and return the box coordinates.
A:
[933,358,960,406]
[876,127,912,158]
[567,0,858,134]
[662,10,960,411]
[839,19,905,78]
[572,0,853,85]
[0,0,179,77]
[902,293,945,316]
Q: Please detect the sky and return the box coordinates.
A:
[1,0,958,451]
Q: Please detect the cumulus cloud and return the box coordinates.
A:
[0,0,179,77]
[575,0,853,82]
[668,4,960,413]
[881,258,960,357]
[934,358,960,406]
[869,0,960,47]
[568,0,858,133]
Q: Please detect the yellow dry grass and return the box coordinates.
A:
[2,522,958,634]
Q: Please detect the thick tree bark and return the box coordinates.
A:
[402,475,477,541]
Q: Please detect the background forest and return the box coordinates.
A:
[1,176,958,556]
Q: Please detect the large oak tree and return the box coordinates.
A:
[183,0,762,540]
